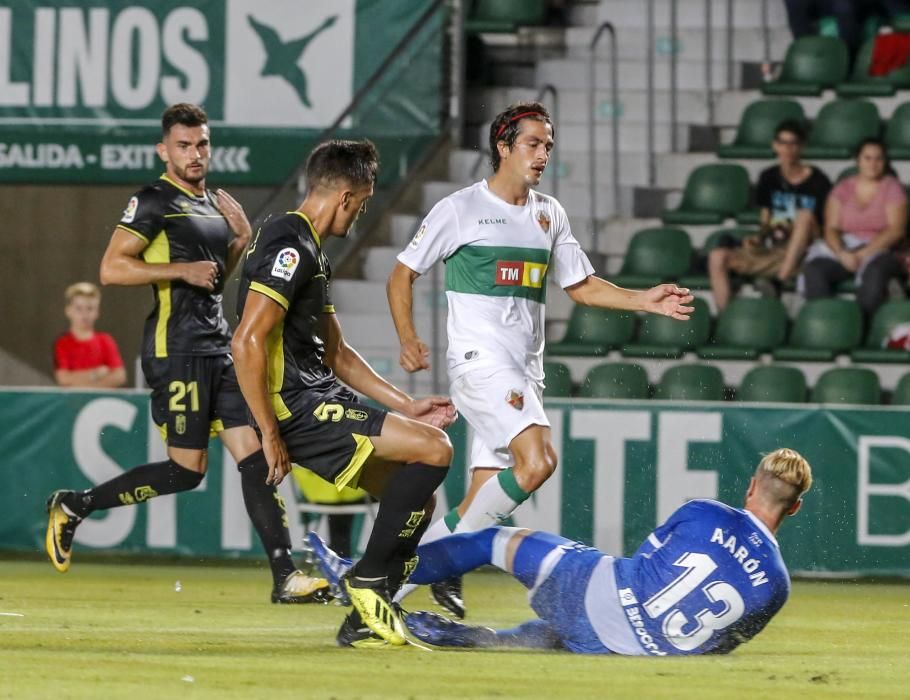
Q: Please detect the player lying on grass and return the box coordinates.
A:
[310,448,811,654]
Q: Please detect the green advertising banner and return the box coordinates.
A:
[0,0,444,184]
[2,390,909,576]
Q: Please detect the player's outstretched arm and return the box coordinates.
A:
[232,291,291,485]
[216,189,253,275]
[387,262,431,372]
[100,227,218,290]
[565,275,695,321]
[324,312,456,429]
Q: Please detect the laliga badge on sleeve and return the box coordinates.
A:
[409,223,427,249]
[271,247,300,281]
[121,196,139,223]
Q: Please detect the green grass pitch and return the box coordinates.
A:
[1,559,907,699]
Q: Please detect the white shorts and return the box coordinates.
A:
[450,366,549,470]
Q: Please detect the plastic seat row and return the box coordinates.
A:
[718,98,910,161]
[611,225,864,293]
[762,35,910,98]
[548,298,910,363]
[464,0,546,34]
[543,361,906,405]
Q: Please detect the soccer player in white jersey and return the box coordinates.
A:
[386,102,694,614]
[402,448,812,655]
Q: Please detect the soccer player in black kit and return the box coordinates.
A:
[45,103,330,605]
[232,140,455,647]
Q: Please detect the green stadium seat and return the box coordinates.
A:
[889,371,910,405]
[547,306,636,356]
[773,299,863,361]
[802,99,882,160]
[697,297,788,360]
[655,364,725,401]
[836,37,910,98]
[622,298,711,359]
[679,228,757,290]
[734,209,762,226]
[609,228,693,288]
[717,100,806,159]
[761,36,849,96]
[578,362,650,400]
[850,300,910,363]
[661,164,751,226]
[738,365,808,403]
[811,367,881,405]
[465,0,547,33]
[883,102,910,160]
[542,361,573,398]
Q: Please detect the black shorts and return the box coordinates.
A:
[142,354,249,449]
[275,384,387,491]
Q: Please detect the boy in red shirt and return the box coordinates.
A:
[54,282,126,388]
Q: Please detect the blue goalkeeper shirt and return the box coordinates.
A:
[609,499,790,656]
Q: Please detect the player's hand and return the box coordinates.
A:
[216,189,252,246]
[261,432,291,486]
[180,261,219,291]
[400,337,431,372]
[406,396,458,429]
[641,284,695,321]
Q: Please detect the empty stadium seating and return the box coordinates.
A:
[578,362,650,400]
[761,36,850,96]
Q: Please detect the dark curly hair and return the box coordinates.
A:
[488,102,553,172]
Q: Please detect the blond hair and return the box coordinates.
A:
[64,282,101,304]
[755,448,813,509]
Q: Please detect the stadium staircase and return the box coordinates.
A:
[333,0,910,402]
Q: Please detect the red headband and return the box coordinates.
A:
[495,111,545,138]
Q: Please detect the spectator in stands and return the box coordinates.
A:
[802,138,908,318]
[54,282,126,388]
[708,120,831,310]
[784,1,863,55]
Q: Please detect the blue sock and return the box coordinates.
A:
[409,528,498,584]
[510,531,576,589]
[494,619,563,649]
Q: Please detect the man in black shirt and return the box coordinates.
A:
[45,104,330,605]
[709,120,831,310]
[233,139,455,648]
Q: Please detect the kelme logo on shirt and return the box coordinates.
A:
[271,247,300,281]
[478,218,507,225]
[495,260,547,288]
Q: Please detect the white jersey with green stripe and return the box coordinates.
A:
[397,179,594,382]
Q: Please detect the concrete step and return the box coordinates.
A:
[332,279,444,315]
[538,57,738,91]
[338,310,444,350]
[467,87,711,126]
[594,0,789,30]
[565,26,791,62]
[390,213,421,248]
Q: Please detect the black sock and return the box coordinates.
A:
[354,462,447,581]
[387,509,433,597]
[237,450,296,587]
[328,513,356,560]
[64,460,204,517]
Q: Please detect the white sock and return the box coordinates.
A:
[393,515,457,603]
[454,469,530,533]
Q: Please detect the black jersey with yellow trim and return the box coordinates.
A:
[237,211,337,413]
[117,174,232,358]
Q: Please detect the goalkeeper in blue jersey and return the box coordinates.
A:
[402,448,812,655]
